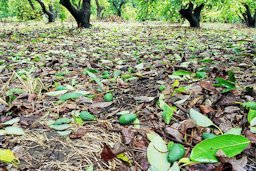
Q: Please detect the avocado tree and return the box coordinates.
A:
[109,0,127,17]
[241,3,255,27]
[95,0,104,19]
[36,0,56,22]
[60,0,91,28]
[179,2,204,27]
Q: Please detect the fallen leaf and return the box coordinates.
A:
[200,105,214,114]
[69,128,87,139]
[121,127,135,145]
[244,130,256,143]
[5,126,25,135]
[146,131,170,171]
[134,96,155,102]
[89,102,113,108]
[165,123,183,142]
[188,96,203,108]
[200,81,217,92]
[216,149,247,171]
[101,143,116,162]
[179,119,196,133]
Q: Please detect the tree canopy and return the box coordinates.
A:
[0,0,255,26]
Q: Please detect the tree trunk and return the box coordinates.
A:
[179,2,204,28]
[242,4,256,28]
[95,0,104,20]
[36,0,56,22]
[60,0,91,28]
[117,9,121,17]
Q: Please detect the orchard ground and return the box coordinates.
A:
[0,21,255,170]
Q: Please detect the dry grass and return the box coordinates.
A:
[14,125,123,170]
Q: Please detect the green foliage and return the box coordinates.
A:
[0,0,255,23]
[190,135,250,163]
[0,0,10,18]
[8,0,41,20]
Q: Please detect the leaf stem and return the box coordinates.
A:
[213,124,223,135]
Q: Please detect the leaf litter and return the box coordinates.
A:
[0,22,255,170]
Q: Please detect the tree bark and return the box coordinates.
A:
[36,0,56,22]
[60,0,91,28]
[179,2,204,28]
[95,0,104,19]
[242,4,256,28]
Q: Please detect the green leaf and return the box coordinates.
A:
[159,100,176,124]
[57,130,72,136]
[55,85,67,91]
[59,92,83,101]
[172,70,192,76]
[173,86,187,94]
[54,118,71,125]
[73,116,84,126]
[85,70,104,90]
[228,71,236,82]
[213,77,236,92]
[6,88,24,96]
[189,108,214,127]
[113,70,122,78]
[248,109,256,123]
[3,117,20,125]
[85,164,94,171]
[0,149,19,165]
[85,68,99,73]
[5,126,25,135]
[116,153,132,166]
[250,126,256,133]
[49,124,71,131]
[196,71,207,79]
[190,135,250,163]
[169,162,180,171]
[45,90,68,97]
[241,101,256,110]
[250,117,256,126]
[135,63,144,70]
[133,118,140,129]
[72,90,91,95]
[146,132,170,171]
[225,128,242,135]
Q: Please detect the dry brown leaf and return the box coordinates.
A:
[179,119,196,133]
[89,102,113,108]
[188,96,203,108]
[199,81,217,92]
[165,123,183,142]
[216,149,247,171]
[134,96,155,102]
[121,127,135,145]
[200,105,214,114]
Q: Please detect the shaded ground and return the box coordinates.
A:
[0,22,256,170]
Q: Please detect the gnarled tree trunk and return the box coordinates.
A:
[242,4,256,28]
[179,2,204,28]
[95,0,104,19]
[36,0,56,22]
[60,0,91,28]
